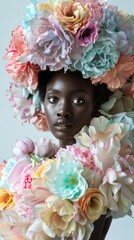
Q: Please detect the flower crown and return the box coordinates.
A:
[5,0,134,131]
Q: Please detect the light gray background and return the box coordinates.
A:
[0,1,134,239]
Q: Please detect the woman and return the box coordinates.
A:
[38,69,113,240]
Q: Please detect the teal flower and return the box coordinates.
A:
[52,151,88,201]
[71,36,119,78]
[22,0,38,31]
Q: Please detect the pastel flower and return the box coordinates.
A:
[92,55,134,90]
[35,138,58,157]
[0,159,17,189]
[52,151,88,201]
[75,21,99,47]
[100,156,134,217]
[0,188,14,210]
[75,116,124,171]
[5,26,28,61]
[13,138,35,158]
[7,158,32,194]
[32,159,57,179]
[22,1,38,31]
[54,1,91,34]
[41,195,76,238]
[30,111,48,131]
[6,61,40,90]
[102,5,134,54]
[71,37,119,78]
[65,144,94,169]
[7,83,34,122]
[76,188,106,222]
[25,13,73,71]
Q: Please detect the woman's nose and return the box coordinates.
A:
[57,101,71,118]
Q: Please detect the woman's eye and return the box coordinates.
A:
[72,98,84,105]
[48,96,58,103]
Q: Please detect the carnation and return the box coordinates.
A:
[71,37,119,78]
[25,13,74,71]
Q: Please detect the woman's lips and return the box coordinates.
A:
[54,120,72,131]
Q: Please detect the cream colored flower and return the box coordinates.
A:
[76,188,106,222]
[41,195,76,238]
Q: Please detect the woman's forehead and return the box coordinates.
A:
[46,70,93,93]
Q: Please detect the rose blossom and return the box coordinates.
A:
[0,188,14,210]
[41,195,76,238]
[76,188,106,222]
[54,1,91,34]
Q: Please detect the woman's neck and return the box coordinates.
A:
[59,138,76,148]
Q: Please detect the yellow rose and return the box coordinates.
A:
[41,195,76,238]
[76,188,106,222]
[0,188,14,210]
[54,1,91,34]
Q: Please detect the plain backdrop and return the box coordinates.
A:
[0,1,134,239]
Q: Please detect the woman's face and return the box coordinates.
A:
[44,70,94,147]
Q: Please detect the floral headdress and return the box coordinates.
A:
[5,0,134,131]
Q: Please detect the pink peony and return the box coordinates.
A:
[66,145,94,169]
[30,111,48,131]
[7,158,33,194]
[92,55,134,90]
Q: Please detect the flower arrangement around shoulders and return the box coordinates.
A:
[0,115,134,240]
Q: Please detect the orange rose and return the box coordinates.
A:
[76,188,106,222]
[0,188,14,210]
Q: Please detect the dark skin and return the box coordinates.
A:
[43,70,112,239]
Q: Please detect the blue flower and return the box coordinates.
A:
[71,36,119,78]
[0,158,16,189]
[52,151,88,202]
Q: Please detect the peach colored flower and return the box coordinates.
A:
[76,188,106,222]
[92,55,134,90]
[32,159,57,179]
[54,1,91,34]
[0,188,14,210]
[41,195,76,238]
[30,111,48,131]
